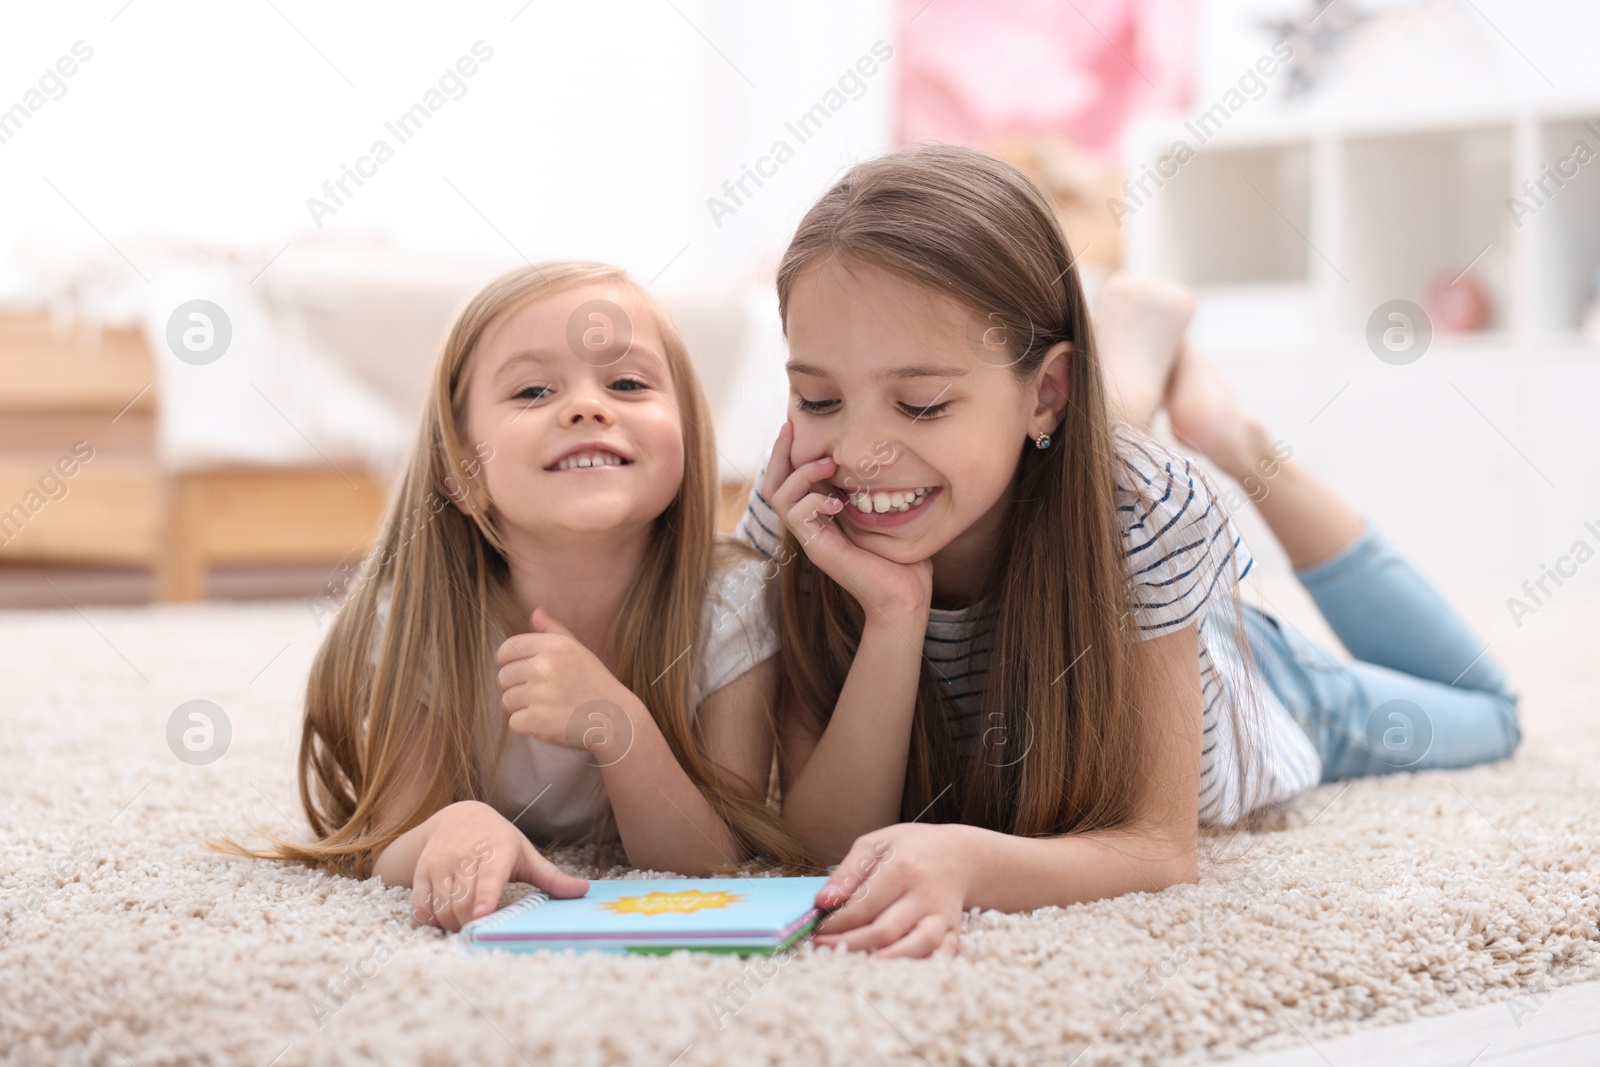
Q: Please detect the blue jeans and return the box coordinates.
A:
[1243,521,1521,782]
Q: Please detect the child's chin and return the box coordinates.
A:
[564,506,641,528]
[521,503,644,535]
[855,533,934,566]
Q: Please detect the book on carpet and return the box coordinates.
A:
[459,876,831,956]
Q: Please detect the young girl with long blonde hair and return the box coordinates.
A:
[737,145,1521,958]
[228,261,809,929]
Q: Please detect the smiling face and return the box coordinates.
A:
[460,281,686,547]
[784,257,1065,591]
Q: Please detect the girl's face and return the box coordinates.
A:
[462,282,686,544]
[784,257,1063,571]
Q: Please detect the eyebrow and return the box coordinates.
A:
[494,350,557,374]
[785,361,969,382]
[494,346,666,378]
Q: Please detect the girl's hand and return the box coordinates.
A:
[811,822,970,959]
[410,800,589,931]
[496,609,638,758]
[764,421,933,624]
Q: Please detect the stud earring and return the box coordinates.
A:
[1034,432,1051,450]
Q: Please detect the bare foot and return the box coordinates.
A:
[1094,274,1196,430]
[1165,342,1271,482]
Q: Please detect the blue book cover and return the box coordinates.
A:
[459,876,831,956]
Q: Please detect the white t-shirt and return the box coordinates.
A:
[732,425,1322,826]
[371,553,778,843]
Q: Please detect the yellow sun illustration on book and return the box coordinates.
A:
[599,889,747,916]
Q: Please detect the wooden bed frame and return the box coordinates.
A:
[0,314,388,602]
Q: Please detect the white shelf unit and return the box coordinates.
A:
[1121,105,1600,612]
[1337,124,1516,333]
[1155,142,1314,288]
[1126,106,1600,344]
[1530,114,1600,337]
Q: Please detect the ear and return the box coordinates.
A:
[1030,341,1073,437]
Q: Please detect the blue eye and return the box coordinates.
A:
[610,378,648,392]
[515,385,552,401]
[796,397,838,414]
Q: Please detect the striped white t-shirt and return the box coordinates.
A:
[732,426,1322,826]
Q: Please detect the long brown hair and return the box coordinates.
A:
[774,145,1262,839]
[220,261,813,877]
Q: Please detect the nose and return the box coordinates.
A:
[558,385,615,427]
[830,425,897,491]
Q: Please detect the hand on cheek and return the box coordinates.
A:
[762,422,933,623]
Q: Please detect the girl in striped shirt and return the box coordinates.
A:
[740,144,1520,958]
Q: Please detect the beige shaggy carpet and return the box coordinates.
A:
[2,591,1597,1067]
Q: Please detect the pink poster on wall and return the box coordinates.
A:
[895,0,1196,153]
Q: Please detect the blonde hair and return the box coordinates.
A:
[220,261,814,877]
[773,146,1266,840]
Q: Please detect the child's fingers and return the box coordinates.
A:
[513,838,590,899]
[528,607,575,638]
[440,836,521,929]
[506,701,553,739]
[468,868,507,924]
[499,682,533,716]
[443,878,474,931]
[871,914,951,959]
[495,660,522,690]
[784,490,846,545]
[820,897,923,953]
[496,655,554,695]
[790,490,920,586]
[504,692,554,737]
[412,860,469,933]
[758,421,796,502]
[496,633,560,667]
[417,872,463,931]
[816,881,894,938]
[495,634,531,667]
[786,494,884,585]
[817,837,888,912]
[769,455,838,518]
[411,874,441,928]
[935,929,960,959]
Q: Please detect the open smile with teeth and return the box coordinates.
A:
[845,487,935,514]
[549,451,630,471]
